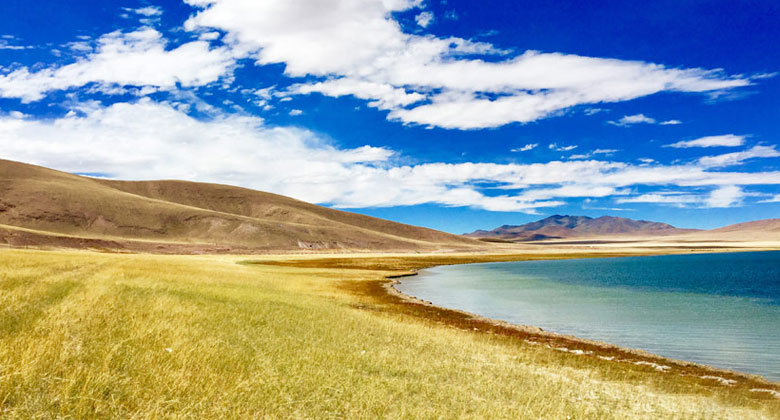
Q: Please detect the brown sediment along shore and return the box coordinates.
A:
[254,251,780,398]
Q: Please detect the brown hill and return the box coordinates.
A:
[664,218,780,242]
[466,215,696,241]
[0,159,481,253]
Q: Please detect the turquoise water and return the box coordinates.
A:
[396,251,780,381]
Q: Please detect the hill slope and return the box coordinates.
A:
[0,159,480,252]
[466,215,696,241]
[663,218,780,242]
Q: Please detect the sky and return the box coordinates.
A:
[0,0,779,234]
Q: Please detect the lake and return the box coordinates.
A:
[395,251,780,381]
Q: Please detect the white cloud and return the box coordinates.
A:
[665,134,746,148]
[289,109,303,116]
[697,145,780,168]
[415,11,433,27]
[583,108,605,115]
[289,78,425,110]
[616,186,745,208]
[609,114,656,126]
[127,6,163,17]
[706,185,744,208]
[608,114,682,127]
[570,148,619,159]
[0,39,31,50]
[121,6,164,26]
[759,195,780,203]
[511,143,537,152]
[0,29,235,102]
[199,32,221,41]
[617,193,699,205]
[1,100,779,212]
[549,143,577,152]
[183,0,751,130]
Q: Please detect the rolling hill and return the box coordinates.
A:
[0,159,481,253]
[662,218,780,242]
[466,215,697,241]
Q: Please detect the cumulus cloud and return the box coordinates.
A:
[705,185,744,208]
[415,11,433,27]
[183,0,751,130]
[2,100,779,212]
[608,114,681,127]
[665,134,746,148]
[0,29,235,102]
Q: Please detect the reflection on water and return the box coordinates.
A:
[396,251,780,381]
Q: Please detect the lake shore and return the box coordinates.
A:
[3,248,780,418]
[389,264,780,389]
[259,249,780,394]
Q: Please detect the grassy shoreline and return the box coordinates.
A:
[1,248,779,418]
[254,252,780,388]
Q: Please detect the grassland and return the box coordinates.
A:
[1,249,778,419]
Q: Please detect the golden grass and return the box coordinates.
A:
[1,249,778,419]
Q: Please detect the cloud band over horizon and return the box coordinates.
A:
[0,0,777,226]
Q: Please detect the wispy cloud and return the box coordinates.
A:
[121,6,163,25]
[608,113,681,127]
[0,39,32,50]
[697,145,779,168]
[0,29,234,102]
[665,134,746,148]
[511,143,537,152]
[2,99,779,212]
[549,143,577,152]
[616,186,745,208]
[569,149,619,160]
[123,6,163,17]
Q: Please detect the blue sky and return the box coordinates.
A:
[1,0,778,233]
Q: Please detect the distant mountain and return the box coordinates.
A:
[0,159,481,253]
[465,215,696,241]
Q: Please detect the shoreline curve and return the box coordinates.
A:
[384,263,780,392]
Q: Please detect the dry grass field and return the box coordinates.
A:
[1,249,778,419]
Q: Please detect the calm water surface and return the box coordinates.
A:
[396,251,780,381]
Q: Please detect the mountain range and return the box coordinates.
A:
[465,215,698,241]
